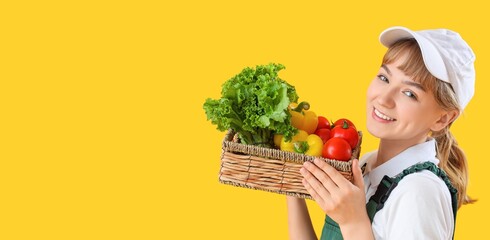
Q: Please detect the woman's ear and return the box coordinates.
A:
[431,109,459,132]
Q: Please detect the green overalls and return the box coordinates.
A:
[320,161,458,240]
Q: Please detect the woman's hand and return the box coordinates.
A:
[300,158,373,238]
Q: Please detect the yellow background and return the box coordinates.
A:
[1,0,489,239]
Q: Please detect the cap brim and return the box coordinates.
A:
[379,26,449,82]
[379,26,416,47]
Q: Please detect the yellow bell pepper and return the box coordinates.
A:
[290,102,318,134]
[274,134,283,148]
[280,130,323,157]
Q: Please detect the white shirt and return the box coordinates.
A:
[361,139,454,240]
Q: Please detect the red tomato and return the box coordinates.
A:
[314,128,331,144]
[333,118,356,130]
[322,137,352,161]
[330,121,359,149]
[317,116,331,130]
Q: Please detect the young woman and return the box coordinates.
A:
[287,26,476,239]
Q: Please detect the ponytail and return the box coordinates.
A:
[434,128,476,208]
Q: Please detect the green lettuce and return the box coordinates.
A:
[203,63,298,148]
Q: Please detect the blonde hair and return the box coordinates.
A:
[382,39,475,208]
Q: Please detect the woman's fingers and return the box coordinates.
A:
[302,160,340,194]
[301,176,326,206]
[300,164,329,203]
[352,159,365,189]
[301,158,367,222]
[312,158,350,189]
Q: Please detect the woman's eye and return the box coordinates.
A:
[403,91,418,100]
[377,74,389,83]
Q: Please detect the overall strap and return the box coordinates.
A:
[365,161,458,237]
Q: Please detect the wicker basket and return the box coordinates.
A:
[219,130,362,199]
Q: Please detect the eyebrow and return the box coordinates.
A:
[381,64,392,75]
[381,64,426,92]
[403,80,426,92]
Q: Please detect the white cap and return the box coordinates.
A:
[379,26,476,110]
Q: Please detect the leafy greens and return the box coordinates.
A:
[203,63,298,148]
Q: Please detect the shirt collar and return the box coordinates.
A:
[367,138,439,188]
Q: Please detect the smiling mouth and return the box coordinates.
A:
[374,108,396,121]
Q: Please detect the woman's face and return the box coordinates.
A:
[366,56,446,143]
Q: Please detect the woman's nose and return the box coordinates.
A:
[377,88,395,109]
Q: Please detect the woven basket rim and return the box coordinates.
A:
[221,129,362,172]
